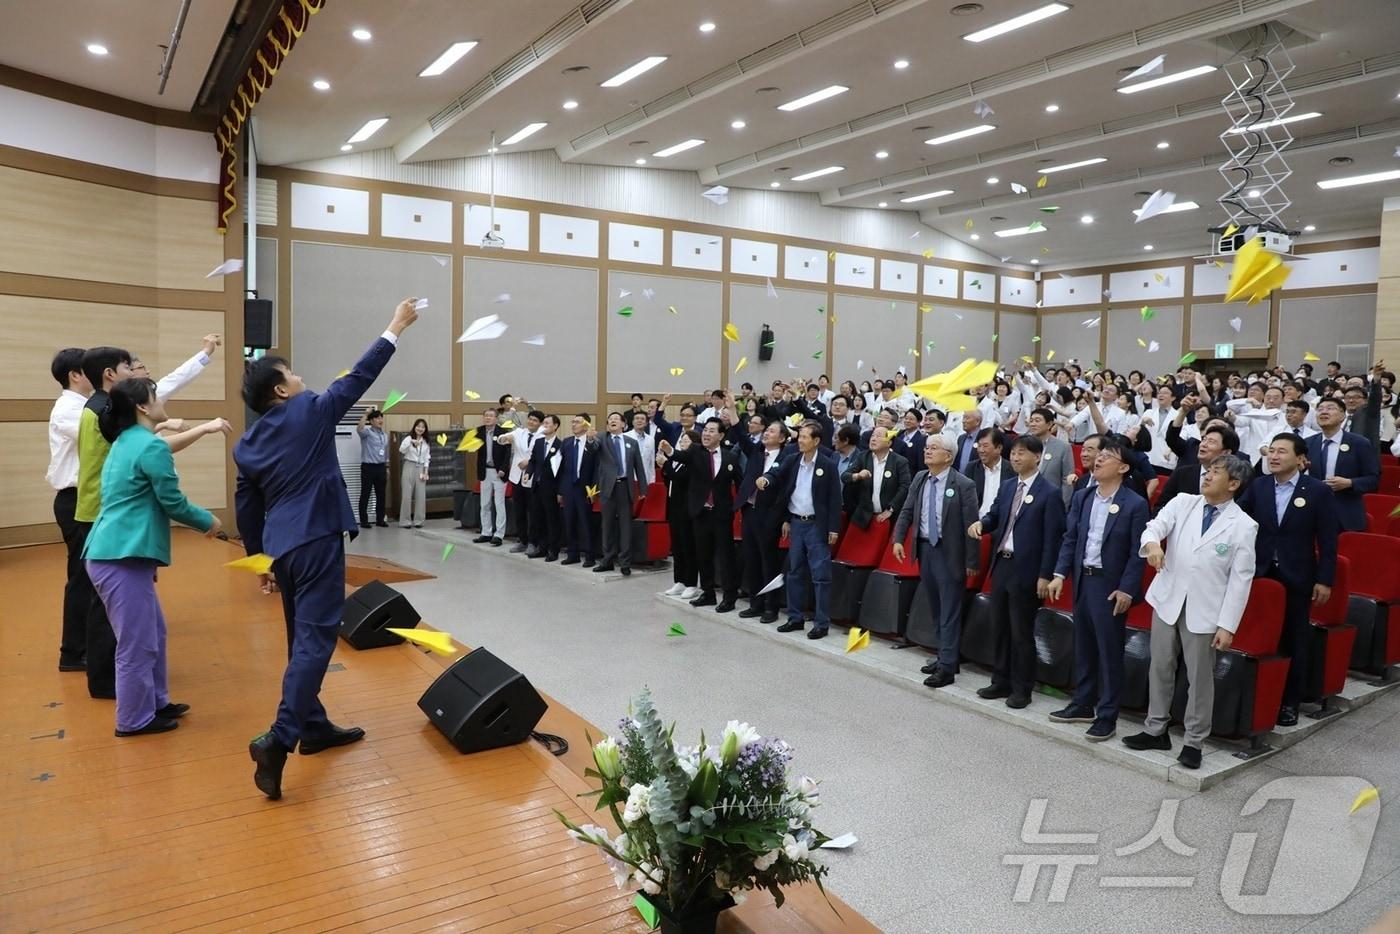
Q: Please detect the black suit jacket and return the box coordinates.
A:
[474,425,513,481]
[671,444,743,518]
[1238,473,1339,589]
[590,432,647,504]
[967,458,1015,505]
[526,435,563,495]
[841,448,912,529]
[951,432,979,475]
[980,473,1067,589]
[738,446,793,529]
[765,449,844,537]
[891,429,926,473]
[1153,462,1203,516]
[1307,430,1380,532]
[1345,381,1383,449]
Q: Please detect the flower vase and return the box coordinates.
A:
[640,893,736,934]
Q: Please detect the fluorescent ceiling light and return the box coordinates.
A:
[1246,189,1261,198]
[1156,141,1170,149]
[501,122,548,145]
[1131,200,1199,216]
[1044,103,1060,113]
[899,189,954,203]
[601,56,667,87]
[1118,64,1217,94]
[875,150,889,159]
[778,85,848,111]
[652,138,705,157]
[994,224,1047,237]
[346,117,388,143]
[986,176,999,184]
[351,28,372,41]
[340,144,352,152]
[1317,168,1400,190]
[419,41,477,77]
[791,166,844,181]
[1143,244,1154,251]
[1303,224,1316,231]
[924,124,997,146]
[563,100,579,110]
[1224,111,1322,133]
[86,43,108,56]
[963,3,1071,43]
[1031,258,1040,264]
[1041,156,1106,173]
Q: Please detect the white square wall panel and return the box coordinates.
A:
[381,193,452,243]
[1280,248,1379,289]
[1193,261,1229,296]
[963,272,996,303]
[784,245,828,284]
[730,238,778,277]
[1000,275,1035,307]
[1044,272,1102,306]
[922,264,958,298]
[465,204,529,252]
[880,259,918,294]
[834,253,874,289]
[539,213,599,257]
[608,221,664,265]
[1108,265,1185,302]
[672,231,723,271]
[290,182,369,235]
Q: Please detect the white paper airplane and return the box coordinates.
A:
[521,334,546,346]
[820,833,858,850]
[1103,288,1113,299]
[205,259,244,278]
[1148,340,1160,353]
[457,314,508,343]
[973,99,994,120]
[757,573,785,596]
[1134,190,1177,223]
[619,288,631,298]
[1229,316,1242,333]
[493,292,511,303]
[412,298,430,311]
[432,255,449,267]
[702,185,729,205]
[642,288,656,300]
[766,278,778,299]
[1010,182,1027,195]
[1083,316,1101,328]
[1120,55,1166,83]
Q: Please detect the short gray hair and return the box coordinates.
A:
[1208,454,1253,493]
[926,433,954,454]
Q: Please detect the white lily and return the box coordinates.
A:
[719,720,761,766]
[622,783,652,825]
[592,736,621,779]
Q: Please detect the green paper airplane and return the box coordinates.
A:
[667,623,687,637]
[382,389,407,412]
[617,306,634,317]
[441,543,455,562]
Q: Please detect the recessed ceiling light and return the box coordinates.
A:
[791,166,844,181]
[340,144,352,152]
[635,158,647,165]
[778,85,849,111]
[563,100,579,110]
[925,124,997,145]
[986,176,1000,184]
[1041,156,1107,173]
[601,56,668,87]
[1303,224,1316,231]
[487,147,498,154]
[989,215,1006,221]
[1328,156,1354,167]
[346,117,388,144]
[1156,141,1170,149]
[652,138,705,157]
[1317,168,1400,190]
[419,41,478,77]
[1031,258,1040,264]
[1143,244,1154,251]
[1044,103,1060,113]
[970,233,980,240]
[312,79,331,91]
[875,150,889,159]
[1246,188,1262,198]
[894,58,910,69]
[1118,64,1217,94]
[731,119,746,129]
[878,201,888,208]
[699,21,716,32]
[899,189,955,203]
[1080,214,1093,224]
[86,43,108,56]
[1224,112,1322,133]
[994,224,1046,237]
[770,181,781,188]
[501,122,548,145]
[1132,200,1199,217]
[963,3,1070,43]
[351,28,372,41]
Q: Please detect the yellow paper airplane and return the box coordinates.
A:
[1036,175,1048,188]
[1214,260,1226,269]
[827,250,836,260]
[1047,350,1056,361]
[670,367,685,376]
[910,348,920,358]
[386,627,458,656]
[723,323,740,342]
[464,389,481,400]
[436,433,448,446]
[458,430,483,453]
[1137,338,1147,348]
[787,413,804,427]
[908,359,998,414]
[586,484,599,499]
[1153,273,1165,284]
[1226,236,1292,305]
[499,420,515,429]
[735,356,748,373]
[1222,222,1239,237]
[225,553,274,575]
[1303,351,1321,362]
[920,303,932,313]
[964,219,974,230]
[1350,786,1379,814]
[336,369,350,378]
[845,627,870,653]
[922,249,935,259]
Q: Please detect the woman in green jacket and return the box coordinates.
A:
[84,379,222,736]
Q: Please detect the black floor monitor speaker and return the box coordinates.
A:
[340,579,418,649]
[418,648,548,754]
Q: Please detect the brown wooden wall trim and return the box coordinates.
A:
[0,64,214,132]
[0,522,60,549]
[0,272,227,312]
[0,144,217,201]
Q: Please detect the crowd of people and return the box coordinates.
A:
[44,300,1396,786]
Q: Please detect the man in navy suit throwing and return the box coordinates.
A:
[235,297,418,800]
[1306,397,1379,532]
[967,435,1067,708]
[1240,433,1339,725]
[758,421,843,639]
[558,414,599,567]
[1046,436,1148,743]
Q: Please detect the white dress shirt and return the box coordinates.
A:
[978,461,1002,515]
[871,452,889,512]
[788,453,818,516]
[46,389,87,491]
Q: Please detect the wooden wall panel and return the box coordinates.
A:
[0,165,223,291]
[0,294,225,400]
[0,421,52,528]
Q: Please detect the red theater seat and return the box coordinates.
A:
[1364,494,1400,533]
[1339,532,1400,674]
[1306,555,1358,710]
[858,529,920,636]
[636,482,668,522]
[830,521,893,624]
[1380,465,1400,495]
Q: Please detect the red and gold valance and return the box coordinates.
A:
[214,0,326,232]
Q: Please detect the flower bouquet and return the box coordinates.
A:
[557,688,833,933]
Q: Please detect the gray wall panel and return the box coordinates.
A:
[997,311,1038,367]
[1039,312,1099,368]
[729,282,828,392]
[1191,301,1270,352]
[1107,304,1183,377]
[920,305,995,375]
[832,294,916,384]
[463,257,599,403]
[606,272,722,395]
[255,236,277,345]
[291,242,453,401]
[1278,294,1376,370]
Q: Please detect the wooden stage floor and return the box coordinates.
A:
[1,532,874,932]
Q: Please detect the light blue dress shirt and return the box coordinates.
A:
[1273,471,1297,524]
[920,469,950,545]
[1083,487,1115,568]
[788,454,818,516]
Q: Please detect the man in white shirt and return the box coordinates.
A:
[630,410,657,486]
[1139,384,1178,475]
[1123,454,1257,769]
[498,410,545,553]
[46,348,94,672]
[1231,385,1289,471]
[1068,385,1138,436]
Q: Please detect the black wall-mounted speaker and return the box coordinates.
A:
[244,298,274,350]
[758,325,775,361]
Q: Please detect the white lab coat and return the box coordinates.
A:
[1140,494,1257,635]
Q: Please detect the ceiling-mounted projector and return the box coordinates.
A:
[480,231,505,250]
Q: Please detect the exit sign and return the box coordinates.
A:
[1215,343,1235,359]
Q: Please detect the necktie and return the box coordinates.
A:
[923,475,941,545]
[999,482,1027,551]
[1315,439,1332,479]
[615,436,624,475]
[1201,503,1219,535]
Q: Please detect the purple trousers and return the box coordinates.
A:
[86,558,168,733]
